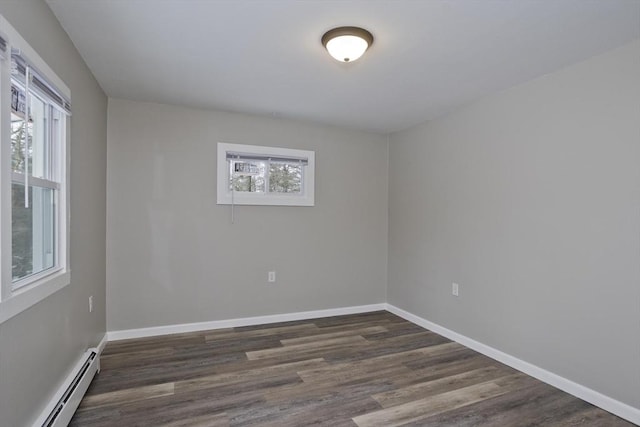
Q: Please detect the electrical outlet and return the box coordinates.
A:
[89,295,93,313]
[268,271,276,283]
[452,283,459,297]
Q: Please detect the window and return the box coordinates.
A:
[0,15,71,323]
[217,143,315,206]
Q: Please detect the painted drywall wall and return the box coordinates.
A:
[106,98,388,331]
[0,1,107,426]
[388,40,640,408]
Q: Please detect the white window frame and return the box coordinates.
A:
[217,142,315,206]
[0,15,71,324]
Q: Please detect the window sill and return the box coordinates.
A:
[217,193,315,206]
[0,270,71,324]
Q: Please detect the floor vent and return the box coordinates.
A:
[36,349,99,427]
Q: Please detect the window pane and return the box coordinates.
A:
[12,182,56,283]
[229,160,266,192]
[29,95,51,179]
[269,162,302,193]
[10,87,52,179]
[11,112,28,174]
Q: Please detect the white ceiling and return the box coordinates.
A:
[46,0,639,134]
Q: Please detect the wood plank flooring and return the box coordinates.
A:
[70,311,634,426]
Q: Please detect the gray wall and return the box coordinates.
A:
[106,99,388,331]
[388,40,640,408]
[0,1,107,426]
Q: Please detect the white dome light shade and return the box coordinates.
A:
[322,27,374,63]
[325,35,369,62]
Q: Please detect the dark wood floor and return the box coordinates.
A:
[70,311,634,426]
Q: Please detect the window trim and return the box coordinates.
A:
[0,270,70,324]
[0,14,71,324]
[217,142,315,206]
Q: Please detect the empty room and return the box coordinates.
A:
[0,0,638,426]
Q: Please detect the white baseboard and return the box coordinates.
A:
[96,333,108,355]
[107,303,387,341]
[384,303,640,425]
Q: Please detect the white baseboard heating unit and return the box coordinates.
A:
[33,348,100,427]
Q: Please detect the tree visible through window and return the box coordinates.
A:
[269,162,302,193]
[229,159,302,194]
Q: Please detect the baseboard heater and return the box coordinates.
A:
[34,348,100,427]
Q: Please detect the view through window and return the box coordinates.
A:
[217,142,315,206]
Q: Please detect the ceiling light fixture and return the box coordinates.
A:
[322,26,374,63]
